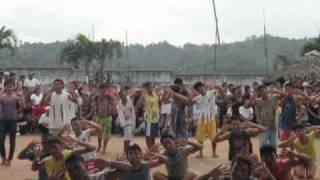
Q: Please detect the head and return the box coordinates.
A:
[127,144,143,166]
[119,89,127,101]
[47,137,64,159]
[257,85,267,98]
[294,123,307,139]
[231,116,243,134]
[65,154,88,180]
[284,83,294,96]
[193,81,206,95]
[4,80,15,93]
[41,133,53,152]
[53,79,64,93]
[160,134,177,152]
[244,85,250,93]
[174,78,183,89]
[19,75,25,82]
[259,144,277,167]
[231,155,251,180]
[143,82,153,94]
[9,72,16,81]
[99,83,109,95]
[70,117,83,135]
[28,72,34,80]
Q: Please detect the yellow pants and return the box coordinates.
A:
[195,121,216,143]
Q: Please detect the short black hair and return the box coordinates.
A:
[143,82,152,88]
[4,80,15,87]
[48,136,62,146]
[257,85,265,91]
[160,134,175,144]
[70,116,83,124]
[127,144,142,155]
[230,115,241,122]
[193,81,204,91]
[53,79,64,87]
[294,123,305,131]
[174,78,183,85]
[99,83,110,89]
[65,153,85,166]
[259,144,277,157]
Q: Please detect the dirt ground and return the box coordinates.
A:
[0,135,320,180]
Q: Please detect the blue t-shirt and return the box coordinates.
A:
[280,97,296,130]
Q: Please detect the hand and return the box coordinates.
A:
[254,164,274,179]
[209,164,230,178]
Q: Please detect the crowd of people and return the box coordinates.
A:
[0,71,320,180]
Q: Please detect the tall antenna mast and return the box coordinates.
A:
[212,0,221,79]
[263,9,269,76]
[125,31,130,84]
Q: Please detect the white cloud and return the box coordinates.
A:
[0,0,319,45]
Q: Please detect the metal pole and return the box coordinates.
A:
[263,9,269,76]
[212,0,220,80]
[125,31,130,84]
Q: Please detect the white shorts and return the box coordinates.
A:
[123,126,134,141]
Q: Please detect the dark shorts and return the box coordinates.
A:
[146,122,159,138]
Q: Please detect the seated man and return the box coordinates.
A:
[278,123,320,179]
[43,136,95,180]
[260,144,312,180]
[153,134,203,180]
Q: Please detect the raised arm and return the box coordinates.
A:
[245,121,267,136]
[83,121,102,136]
[72,141,96,155]
[278,136,295,148]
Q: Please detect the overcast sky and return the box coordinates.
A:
[1,0,319,45]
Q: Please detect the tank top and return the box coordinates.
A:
[144,92,160,123]
[228,131,252,160]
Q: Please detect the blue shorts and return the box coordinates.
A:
[146,122,159,138]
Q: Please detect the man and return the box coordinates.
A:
[195,155,275,180]
[239,98,254,122]
[42,79,77,136]
[137,82,160,150]
[153,134,203,180]
[278,124,320,179]
[169,78,191,140]
[58,117,102,162]
[24,72,40,94]
[65,153,123,180]
[168,81,220,158]
[44,136,95,180]
[0,80,25,166]
[117,89,136,155]
[92,83,113,154]
[259,144,312,180]
[212,116,266,161]
[252,85,277,147]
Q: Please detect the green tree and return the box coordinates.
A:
[59,34,95,76]
[0,26,17,55]
[302,36,320,55]
[94,39,122,81]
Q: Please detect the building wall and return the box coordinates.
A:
[4,67,265,86]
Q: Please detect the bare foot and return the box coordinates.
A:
[212,154,219,158]
[101,150,107,155]
[195,154,203,159]
[1,159,5,165]
[5,160,11,167]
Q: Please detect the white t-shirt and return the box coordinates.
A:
[73,129,96,161]
[39,113,49,126]
[30,93,43,105]
[24,78,40,88]
[239,106,254,120]
[193,90,216,123]
[117,97,136,128]
[49,91,70,129]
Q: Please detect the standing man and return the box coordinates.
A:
[42,79,77,136]
[0,80,25,166]
[253,85,278,147]
[117,89,136,155]
[92,83,113,154]
[137,82,160,150]
[24,72,40,95]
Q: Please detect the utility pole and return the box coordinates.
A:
[212,0,221,81]
[263,9,269,76]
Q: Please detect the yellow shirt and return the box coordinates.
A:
[45,150,72,180]
[144,92,160,123]
[294,133,316,160]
